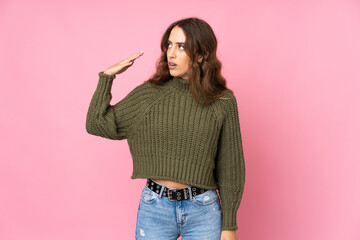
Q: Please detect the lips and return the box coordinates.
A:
[169,61,177,66]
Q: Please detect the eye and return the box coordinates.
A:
[179,45,185,50]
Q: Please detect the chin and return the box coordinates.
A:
[169,72,178,77]
[169,71,183,77]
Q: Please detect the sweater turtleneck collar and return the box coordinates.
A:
[168,76,190,94]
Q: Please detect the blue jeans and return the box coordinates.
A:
[135,179,222,240]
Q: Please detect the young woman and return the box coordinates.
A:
[86,17,245,240]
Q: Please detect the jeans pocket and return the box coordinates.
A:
[140,186,159,205]
[191,189,219,206]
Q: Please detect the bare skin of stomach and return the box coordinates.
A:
[152,179,191,189]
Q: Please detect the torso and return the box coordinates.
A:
[152,179,191,189]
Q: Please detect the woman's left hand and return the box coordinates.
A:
[221,230,238,240]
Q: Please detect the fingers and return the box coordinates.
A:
[126,51,144,62]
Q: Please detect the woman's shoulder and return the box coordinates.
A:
[214,89,239,117]
[127,80,161,96]
[217,89,235,100]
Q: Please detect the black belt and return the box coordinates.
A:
[146,178,208,201]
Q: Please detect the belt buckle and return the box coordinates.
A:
[167,188,190,201]
[167,189,177,201]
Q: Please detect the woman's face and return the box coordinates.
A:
[167,26,191,80]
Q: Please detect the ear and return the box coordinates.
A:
[197,52,208,63]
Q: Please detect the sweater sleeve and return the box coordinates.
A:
[85,71,151,140]
[214,91,246,231]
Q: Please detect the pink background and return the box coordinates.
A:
[1,0,359,239]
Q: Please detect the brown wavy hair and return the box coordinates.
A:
[146,17,233,106]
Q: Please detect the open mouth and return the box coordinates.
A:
[169,62,177,68]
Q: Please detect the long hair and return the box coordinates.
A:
[146,17,233,106]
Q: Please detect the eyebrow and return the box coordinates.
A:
[168,40,185,44]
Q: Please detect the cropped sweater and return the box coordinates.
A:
[86,71,246,231]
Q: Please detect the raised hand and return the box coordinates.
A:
[103,51,144,76]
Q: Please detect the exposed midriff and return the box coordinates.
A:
[152,179,191,189]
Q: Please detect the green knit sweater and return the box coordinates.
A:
[86,71,246,231]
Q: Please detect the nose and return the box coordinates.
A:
[168,46,176,59]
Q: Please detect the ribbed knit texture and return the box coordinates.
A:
[86,71,246,231]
